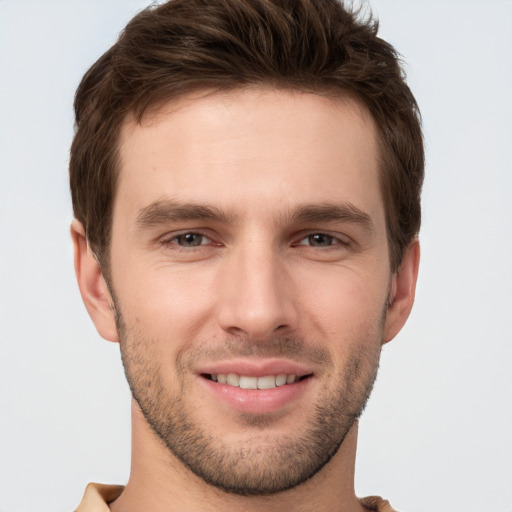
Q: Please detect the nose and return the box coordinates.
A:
[216,241,299,341]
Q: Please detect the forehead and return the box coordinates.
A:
[115,88,383,225]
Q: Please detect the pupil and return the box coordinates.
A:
[310,234,331,246]
[181,233,201,246]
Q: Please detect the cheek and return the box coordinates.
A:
[297,264,389,338]
[117,262,219,344]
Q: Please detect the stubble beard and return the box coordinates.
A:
[115,307,383,496]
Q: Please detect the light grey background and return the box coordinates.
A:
[0,1,511,511]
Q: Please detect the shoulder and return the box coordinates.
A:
[359,495,398,512]
[75,483,125,512]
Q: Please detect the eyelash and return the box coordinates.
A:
[161,231,216,249]
[160,231,350,250]
[294,232,350,249]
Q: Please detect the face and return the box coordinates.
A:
[105,89,401,494]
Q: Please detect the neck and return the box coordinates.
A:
[109,400,365,512]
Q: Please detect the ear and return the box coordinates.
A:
[71,219,119,343]
[383,239,420,344]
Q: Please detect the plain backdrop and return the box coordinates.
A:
[0,1,511,511]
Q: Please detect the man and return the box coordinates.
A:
[70,0,423,510]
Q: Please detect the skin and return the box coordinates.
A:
[72,88,419,512]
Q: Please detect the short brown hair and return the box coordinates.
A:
[70,0,424,272]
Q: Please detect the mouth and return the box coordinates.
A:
[198,363,315,414]
[202,373,312,390]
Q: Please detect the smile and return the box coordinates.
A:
[205,373,310,389]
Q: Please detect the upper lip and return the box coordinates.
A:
[196,358,314,378]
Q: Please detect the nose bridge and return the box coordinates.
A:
[217,235,298,339]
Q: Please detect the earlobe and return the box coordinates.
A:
[71,219,119,343]
[383,239,420,344]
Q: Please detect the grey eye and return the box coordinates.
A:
[174,233,205,247]
[306,234,334,247]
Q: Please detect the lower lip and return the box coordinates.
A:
[199,376,312,414]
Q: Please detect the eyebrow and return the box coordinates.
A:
[136,199,238,229]
[135,199,374,234]
[288,203,375,234]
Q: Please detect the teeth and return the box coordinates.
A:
[257,375,275,389]
[286,374,296,384]
[239,376,258,389]
[226,373,239,386]
[276,374,287,386]
[210,373,302,389]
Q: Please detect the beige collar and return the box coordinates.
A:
[76,483,397,512]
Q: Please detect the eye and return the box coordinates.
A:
[168,232,212,247]
[298,233,342,247]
